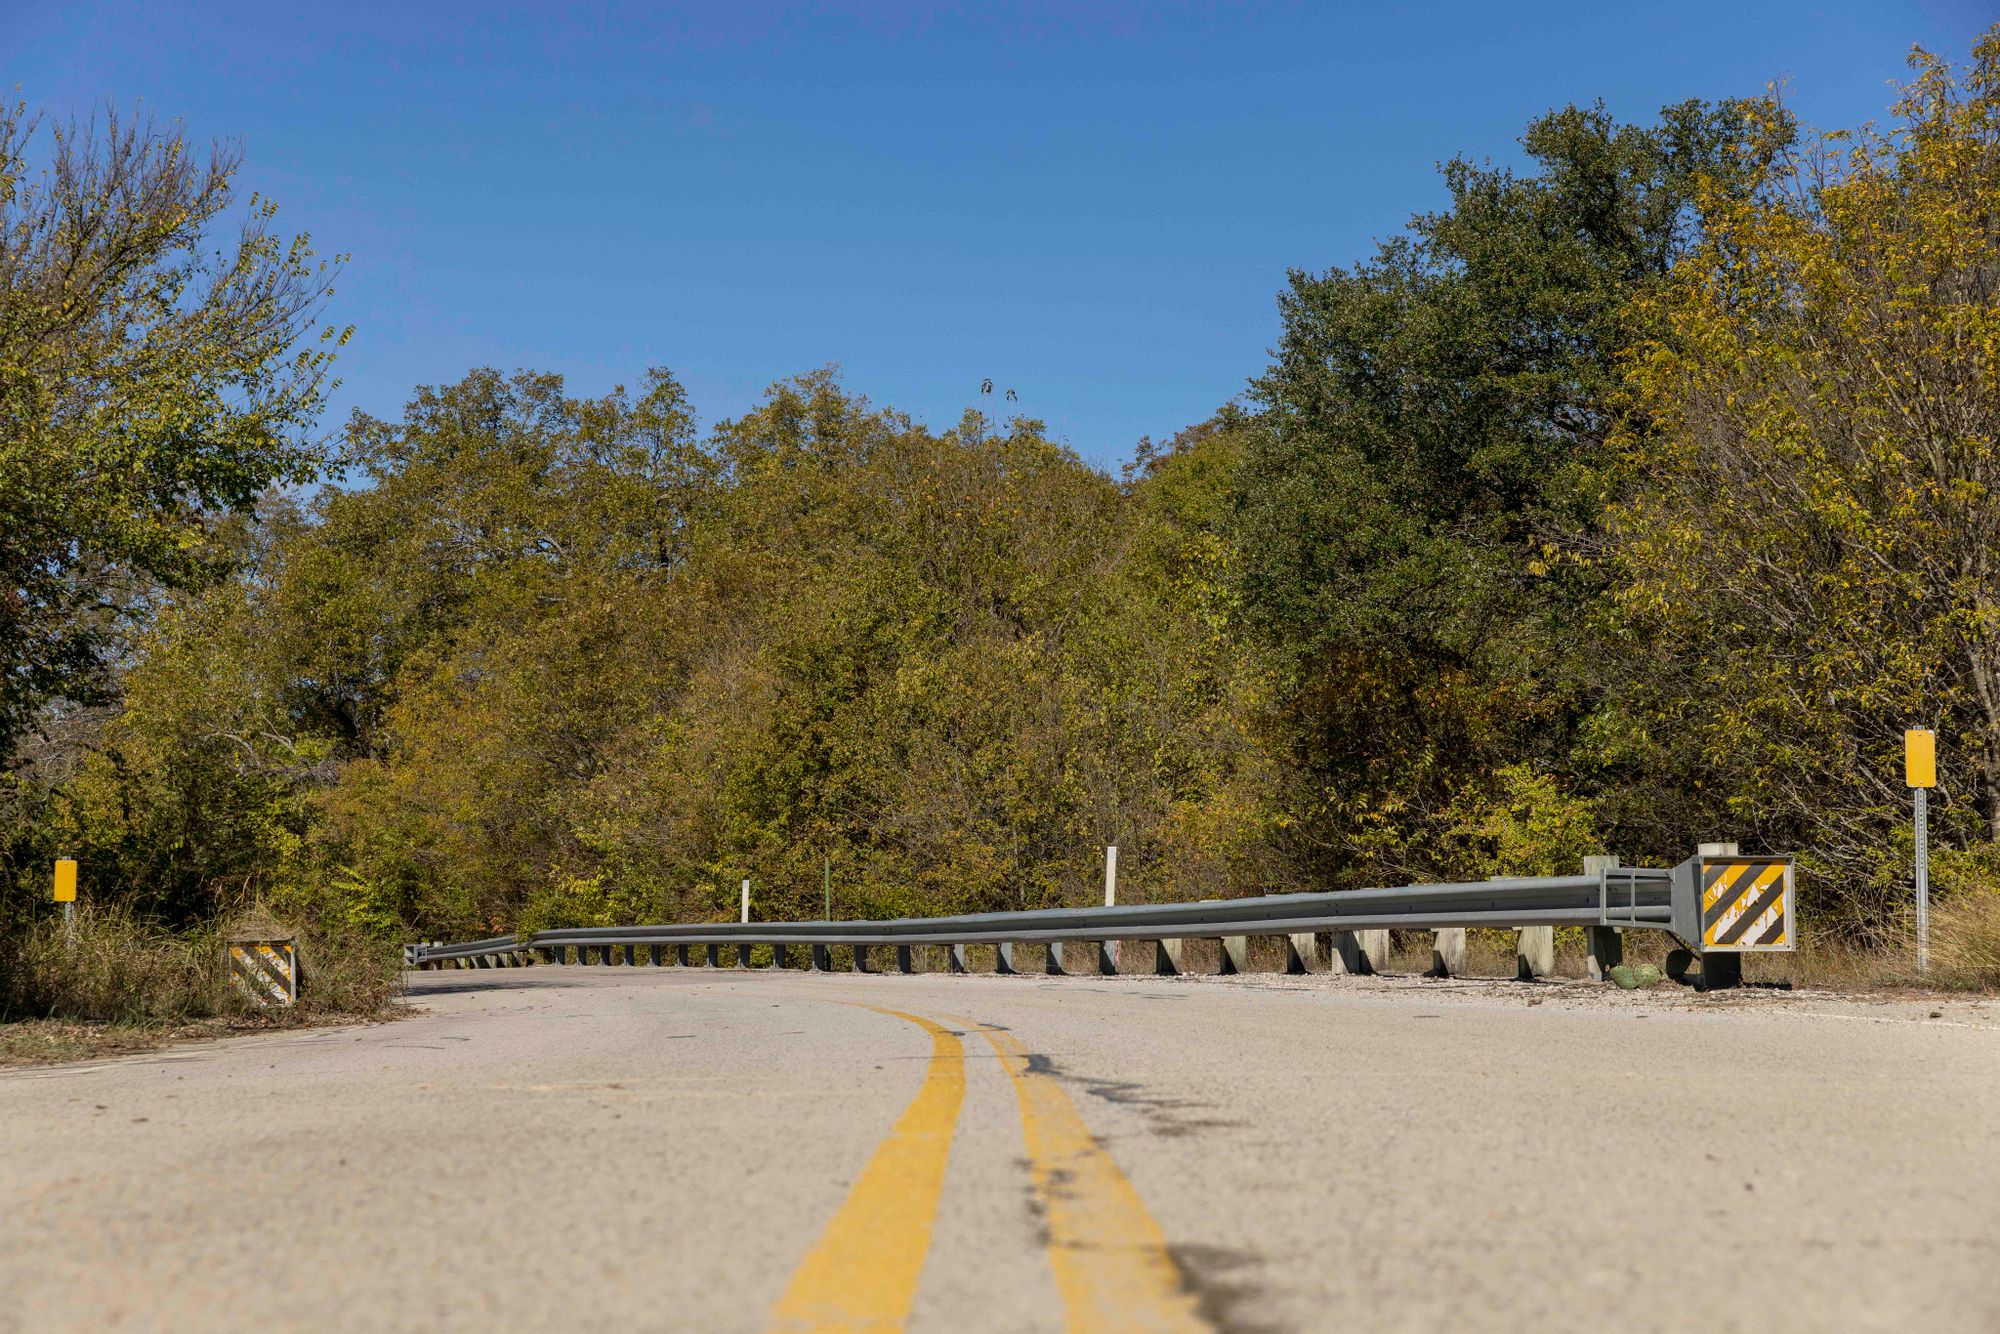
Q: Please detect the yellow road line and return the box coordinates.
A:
[767,1006,966,1333]
[962,1019,1208,1333]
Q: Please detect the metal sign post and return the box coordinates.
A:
[1906,729,1936,975]
[53,858,77,946]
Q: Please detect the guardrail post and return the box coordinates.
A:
[1584,855,1624,981]
[647,944,662,966]
[810,944,831,971]
[1428,929,1466,978]
[997,943,1022,975]
[1285,932,1316,975]
[853,944,877,974]
[674,943,690,967]
[1154,940,1182,975]
[1328,931,1368,975]
[948,943,969,973]
[1045,942,1069,976]
[620,944,634,967]
[1695,841,1744,990]
[897,945,915,974]
[1218,936,1248,974]
[736,943,753,968]
[770,943,787,969]
[1095,941,1118,975]
[1515,926,1554,981]
[705,943,721,968]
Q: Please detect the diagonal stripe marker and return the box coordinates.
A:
[960,1019,1209,1333]
[768,1007,965,1333]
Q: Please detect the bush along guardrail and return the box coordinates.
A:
[404,844,1795,990]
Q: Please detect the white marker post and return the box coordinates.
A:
[1104,845,1118,907]
[741,878,751,925]
[1907,729,1935,974]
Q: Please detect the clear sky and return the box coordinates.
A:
[5,1,1992,467]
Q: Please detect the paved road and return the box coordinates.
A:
[3,966,1997,1332]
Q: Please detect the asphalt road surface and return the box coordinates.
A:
[4,964,1998,1332]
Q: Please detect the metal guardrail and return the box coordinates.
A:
[405,849,1796,984]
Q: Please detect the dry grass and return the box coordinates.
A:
[0,906,405,1028]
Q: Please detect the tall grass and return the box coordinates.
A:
[0,906,402,1023]
[1931,891,2000,989]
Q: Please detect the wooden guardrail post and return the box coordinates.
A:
[1045,942,1069,976]
[997,942,1022,974]
[1154,939,1183,975]
[1285,932,1316,974]
[948,943,968,973]
[1429,928,1466,977]
[1218,936,1248,974]
[1516,926,1555,981]
[1095,941,1118,975]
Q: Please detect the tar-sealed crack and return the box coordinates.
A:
[1171,1243,1282,1334]
[1026,1052,1242,1138]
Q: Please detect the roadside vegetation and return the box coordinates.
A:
[4,33,1998,1029]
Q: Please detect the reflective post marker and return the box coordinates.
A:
[1104,845,1118,907]
[53,858,77,946]
[741,878,751,925]
[1907,729,1935,975]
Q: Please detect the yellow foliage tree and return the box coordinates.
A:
[1615,30,2000,928]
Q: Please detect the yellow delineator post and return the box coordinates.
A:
[1907,728,1936,974]
[53,858,77,945]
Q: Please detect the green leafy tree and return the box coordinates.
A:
[0,103,346,760]
[1231,99,1755,884]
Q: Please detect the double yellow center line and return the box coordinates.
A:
[767,1006,1207,1333]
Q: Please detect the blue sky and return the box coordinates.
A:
[5,1,1992,467]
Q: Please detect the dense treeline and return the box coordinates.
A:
[4,35,1998,957]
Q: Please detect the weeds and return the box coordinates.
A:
[0,905,402,1025]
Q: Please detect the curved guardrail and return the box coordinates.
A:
[406,848,1795,986]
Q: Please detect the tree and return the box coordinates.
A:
[0,103,345,762]
[1613,31,2000,929]
[1229,99,1755,884]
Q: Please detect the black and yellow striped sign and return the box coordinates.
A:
[229,939,298,1007]
[1700,859,1793,952]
